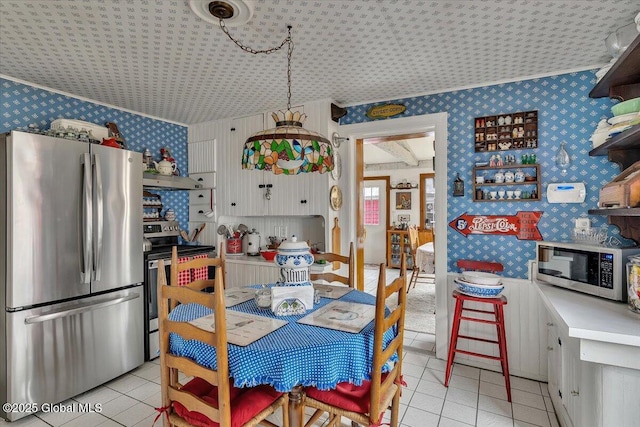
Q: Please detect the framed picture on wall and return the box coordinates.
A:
[396,192,412,210]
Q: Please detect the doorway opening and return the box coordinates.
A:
[360,133,436,339]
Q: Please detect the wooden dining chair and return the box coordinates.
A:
[310,242,355,287]
[302,255,408,427]
[168,246,222,310]
[157,254,289,427]
[407,226,435,293]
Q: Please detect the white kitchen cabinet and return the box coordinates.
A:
[545,310,598,427]
[187,139,216,173]
[537,282,639,427]
[188,172,215,223]
[190,172,216,189]
[217,113,264,217]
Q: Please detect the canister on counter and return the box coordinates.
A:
[626,255,640,313]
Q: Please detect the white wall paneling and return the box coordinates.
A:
[225,261,280,288]
[216,215,325,254]
[445,275,548,381]
[187,140,215,173]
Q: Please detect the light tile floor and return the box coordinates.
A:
[1,353,559,427]
[2,269,558,427]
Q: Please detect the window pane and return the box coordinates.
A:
[364,187,379,225]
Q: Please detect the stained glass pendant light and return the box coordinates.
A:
[200,1,333,175]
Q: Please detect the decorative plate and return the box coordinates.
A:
[331,152,342,180]
[330,185,342,211]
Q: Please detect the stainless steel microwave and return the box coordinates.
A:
[535,241,640,301]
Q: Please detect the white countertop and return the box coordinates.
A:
[534,280,640,348]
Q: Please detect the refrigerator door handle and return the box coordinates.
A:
[82,153,93,284]
[93,154,104,281]
[24,293,140,324]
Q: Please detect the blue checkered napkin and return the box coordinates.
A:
[169,290,398,392]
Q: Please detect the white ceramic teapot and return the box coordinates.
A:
[154,159,176,176]
[504,171,515,183]
[494,172,505,183]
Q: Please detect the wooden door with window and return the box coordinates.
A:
[363,177,390,264]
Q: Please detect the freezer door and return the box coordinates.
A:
[90,144,143,293]
[3,132,91,308]
[1,286,144,422]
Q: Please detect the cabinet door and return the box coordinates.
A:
[188,140,216,173]
[388,232,403,268]
[562,336,582,427]
[267,172,316,216]
[547,320,562,409]
[220,114,264,216]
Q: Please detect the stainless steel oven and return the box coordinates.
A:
[143,221,215,360]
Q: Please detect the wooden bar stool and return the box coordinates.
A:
[445,261,511,402]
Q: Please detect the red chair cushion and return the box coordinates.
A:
[172,377,282,427]
[305,373,391,414]
[191,254,209,281]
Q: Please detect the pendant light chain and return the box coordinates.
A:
[218,20,294,109]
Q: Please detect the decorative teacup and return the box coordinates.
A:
[514,190,522,199]
[506,190,514,199]
[497,190,506,200]
[490,191,498,200]
[475,176,484,184]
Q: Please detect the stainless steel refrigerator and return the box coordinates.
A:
[0,131,145,421]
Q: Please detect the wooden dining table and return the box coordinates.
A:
[168,284,397,427]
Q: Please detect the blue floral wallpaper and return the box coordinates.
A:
[342,70,623,278]
[0,78,190,231]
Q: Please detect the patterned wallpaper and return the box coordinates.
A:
[342,70,624,278]
[0,78,190,230]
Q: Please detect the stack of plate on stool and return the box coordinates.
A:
[454,271,504,298]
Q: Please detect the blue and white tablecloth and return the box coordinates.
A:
[169,287,397,392]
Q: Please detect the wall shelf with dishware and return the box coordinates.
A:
[143,191,163,221]
[589,125,640,170]
[587,33,640,244]
[474,110,538,152]
[589,33,640,100]
[472,164,541,202]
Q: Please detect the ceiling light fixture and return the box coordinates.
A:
[196,0,333,175]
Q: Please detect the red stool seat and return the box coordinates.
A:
[444,290,511,402]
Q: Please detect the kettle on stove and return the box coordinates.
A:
[246,229,261,256]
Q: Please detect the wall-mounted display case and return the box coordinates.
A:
[474,110,538,152]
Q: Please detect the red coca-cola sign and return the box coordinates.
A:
[449,211,543,240]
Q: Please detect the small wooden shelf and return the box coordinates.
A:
[474,182,538,187]
[589,34,640,100]
[473,164,541,202]
[589,126,640,170]
[474,164,537,170]
[588,207,640,216]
